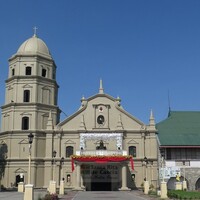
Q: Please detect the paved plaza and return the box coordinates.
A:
[0,190,163,200]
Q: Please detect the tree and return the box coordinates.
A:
[0,143,7,191]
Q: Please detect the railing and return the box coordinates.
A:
[76,150,127,156]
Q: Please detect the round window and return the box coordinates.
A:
[97,115,105,124]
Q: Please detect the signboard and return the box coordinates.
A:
[81,164,119,182]
[159,167,181,180]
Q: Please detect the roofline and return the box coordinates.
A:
[160,146,200,148]
[115,104,144,126]
[87,93,117,101]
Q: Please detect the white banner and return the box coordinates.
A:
[159,167,180,179]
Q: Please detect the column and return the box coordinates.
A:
[81,175,85,190]
[182,181,187,190]
[119,164,130,191]
[160,182,168,199]
[144,181,149,194]
[175,182,182,190]
[24,184,34,200]
[74,163,83,190]
[59,180,65,195]
[18,182,24,192]
[49,181,56,194]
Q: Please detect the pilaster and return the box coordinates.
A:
[73,163,83,190]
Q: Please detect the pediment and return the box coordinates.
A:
[15,168,26,173]
[0,140,6,145]
[127,139,139,144]
[3,113,10,117]
[64,139,75,144]
[58,92,145,131]
[19,139,28,144]
[42,86,50,90]
[8,85,13,90]
[20,112,32,116]
[42,112,49,117]
[23,84,32,89]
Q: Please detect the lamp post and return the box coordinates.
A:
[144,156,148,180]
[28,133,34,184]
[60,157,64,181]
[183,161,185,181]
[143,156,149,195]
[161,156,164,182]
[24,133,34,200]
[48,150,57,194]
[52,150,57,181]
[182,161,187,190]
[159,155,168,199]
[59,157,65,195]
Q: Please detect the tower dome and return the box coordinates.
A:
[16,34,52,58]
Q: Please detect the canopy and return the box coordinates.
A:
[71,155,134,171]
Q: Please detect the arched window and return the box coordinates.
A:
[67,174,71,183]
[22,117,29,130]
[66,146,73,158]
[129,146,136,157]
[42,69,47,77]
[23,90,30,102]
[12,68,15,76]
[25,67,32,75]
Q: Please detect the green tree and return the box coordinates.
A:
[0,143,7,191]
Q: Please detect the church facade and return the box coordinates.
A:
[0,33,158,190]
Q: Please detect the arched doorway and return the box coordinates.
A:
[15,175,20,186]
[167,176,188,190]
[91,169,112,191]
[195,178,200,190]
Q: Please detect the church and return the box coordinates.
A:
[0,33,158,191]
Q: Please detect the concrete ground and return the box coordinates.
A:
[0,189,168,200]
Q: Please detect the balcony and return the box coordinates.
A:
[76,150,127,156]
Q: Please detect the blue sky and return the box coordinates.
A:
[1,0,200,124]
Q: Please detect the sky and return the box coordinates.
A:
[1,0,200,124]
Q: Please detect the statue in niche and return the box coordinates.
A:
[96,140,106,150]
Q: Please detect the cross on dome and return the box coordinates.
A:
[33,26,38,37]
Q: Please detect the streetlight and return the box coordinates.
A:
[161,156,165,182]
[144,156,148,181]
[143,156,149,195]
[60,157,64,181]
[52,150,57,181]
[183,161,185,181]
[59,157,65,195]
[28,133,34,184]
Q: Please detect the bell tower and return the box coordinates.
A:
[0,31,60,187]
[1,32,60,132]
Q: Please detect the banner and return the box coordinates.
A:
[159,167,181,179]
[71,155,134,171]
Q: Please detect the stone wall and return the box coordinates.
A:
[181,168,200,190]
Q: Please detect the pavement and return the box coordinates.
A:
[0,189,166,200]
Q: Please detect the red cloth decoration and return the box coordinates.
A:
[71,157,75,171]
[71,155,134,171]
[130,157,134,170]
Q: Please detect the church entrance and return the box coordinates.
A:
[81,164,119,191]
[91,169,112,191]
